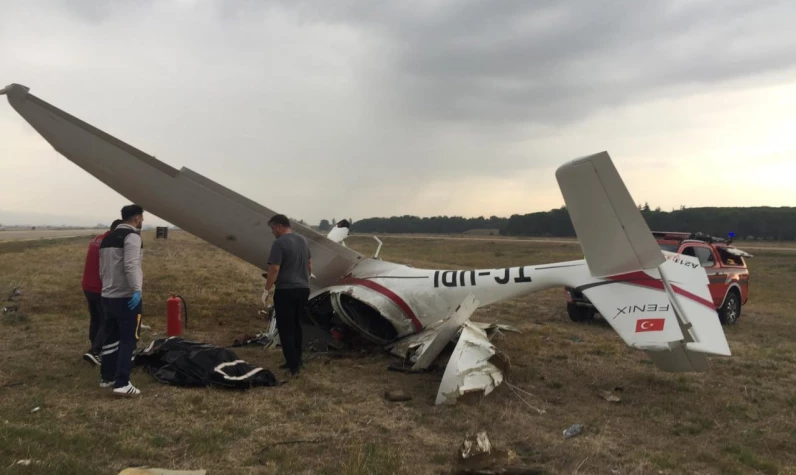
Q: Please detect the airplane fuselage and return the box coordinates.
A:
[309,258,595,344]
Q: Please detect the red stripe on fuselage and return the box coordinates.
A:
[607,271,714,309]
[338,278,422,333]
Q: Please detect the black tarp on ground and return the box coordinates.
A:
[134,337,281,389]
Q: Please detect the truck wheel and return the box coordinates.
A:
[567,303,595,323]
[718,291,741,325]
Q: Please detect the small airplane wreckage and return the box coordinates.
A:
[2,83,733,405]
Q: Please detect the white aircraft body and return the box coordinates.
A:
[2,83,732,404]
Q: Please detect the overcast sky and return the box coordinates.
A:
[2,0,796,227]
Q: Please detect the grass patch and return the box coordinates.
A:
[0,231,795,473]
[2,311,29,326]
[722,445,780,474]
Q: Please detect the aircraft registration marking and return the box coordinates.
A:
[432,267,532,288]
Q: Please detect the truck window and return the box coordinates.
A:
[717,247,744,266]
[692,247,716,267]
[658,243,680,252]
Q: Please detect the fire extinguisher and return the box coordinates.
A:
[166,294,188,337]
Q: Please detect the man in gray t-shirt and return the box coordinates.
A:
[262,214,312,376]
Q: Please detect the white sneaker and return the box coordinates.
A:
[112,383,141,397]
[84,352,101,366]
[99,380,114,388]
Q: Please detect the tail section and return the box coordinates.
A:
[556,152,731,372]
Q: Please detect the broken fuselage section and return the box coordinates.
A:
[304,257,589,346]
[295,257,591,403]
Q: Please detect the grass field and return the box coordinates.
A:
[1,231,795,475]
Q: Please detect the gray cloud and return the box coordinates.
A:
[1,0,795,226]
[274,0,796,126]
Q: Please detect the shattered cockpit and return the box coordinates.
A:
[247,291,521,405]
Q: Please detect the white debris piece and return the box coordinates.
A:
[435,321,508,405]
[459,431,492,460]
[412,294,479,370]
[385,319,444,363]
[470,322,522,339]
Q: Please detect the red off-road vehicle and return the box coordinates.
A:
[564,232,753,325]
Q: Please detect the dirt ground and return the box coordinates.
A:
[1,231,795,474]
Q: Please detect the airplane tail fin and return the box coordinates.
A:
[556,152,730,371]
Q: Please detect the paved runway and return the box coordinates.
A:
[0,229,101,242]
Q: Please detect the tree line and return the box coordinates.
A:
[341,205,796,240]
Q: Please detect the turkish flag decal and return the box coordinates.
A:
[635,318,665,332]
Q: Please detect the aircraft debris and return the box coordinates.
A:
[233,319,345,353]
[460,431,493,463]
[505,382,546,415]
[597,387,623,403]
[7,287,22,301]
[563,424,584,439]
[3,287,23,313]
[436,322,510,405]
[30,406,40,414]
[452,432,545,475]
[384,389,412,402]
[472,322,522,340]
[387,294,480,371]
[118,469,206,475]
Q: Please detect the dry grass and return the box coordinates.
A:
[1,231,796,475]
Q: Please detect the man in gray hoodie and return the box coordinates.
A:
[98,204,145,397]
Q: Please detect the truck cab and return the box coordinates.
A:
[564,231,752,325]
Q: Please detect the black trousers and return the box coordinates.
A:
[84,290,106,354]
[273,287,309,372]
[100,297,143,388]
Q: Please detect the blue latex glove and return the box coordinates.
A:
[128,291,142,310]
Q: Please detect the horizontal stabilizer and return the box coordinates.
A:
[576,252,731,372]
[555,152,664,277]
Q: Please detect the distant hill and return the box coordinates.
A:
[0,209,100,227]
[348,206,796,241]
[352,215,508,235]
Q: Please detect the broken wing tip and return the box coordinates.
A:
[0,83,30,96]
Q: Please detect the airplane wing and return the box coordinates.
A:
[1,83,365,291]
